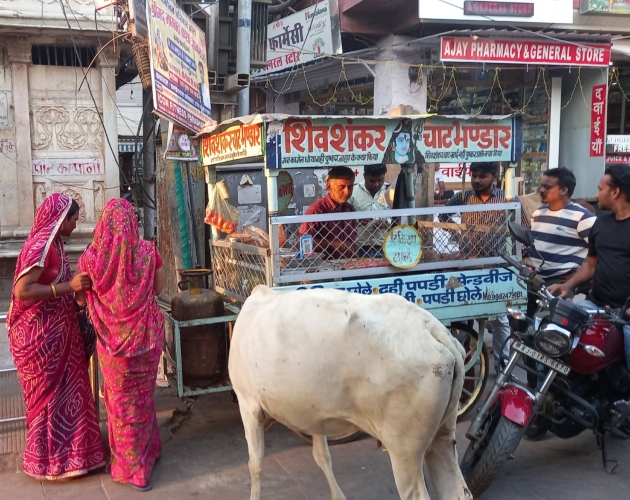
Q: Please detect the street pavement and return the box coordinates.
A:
[2,317,630,498]
[1,388,630,499]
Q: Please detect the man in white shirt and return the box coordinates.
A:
[348,163,390,257]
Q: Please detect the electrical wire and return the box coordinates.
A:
[270,0,324,110]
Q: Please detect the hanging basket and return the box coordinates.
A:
[131,37,152,91]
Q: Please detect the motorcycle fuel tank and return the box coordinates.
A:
[568,317,624,375]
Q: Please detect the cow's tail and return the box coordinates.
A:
[428,318,466,425]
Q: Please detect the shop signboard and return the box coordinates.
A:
[265,116,521,169]
[590,84,607,157]
[436,163,471,182]
[419,0,573,24]
[606,135,630,163]
[463,1,534,16]
[441,37,611,67]
[251,0,342,78]
[201,122,264,165]
[580,0,630,14]
[146,0,212,134]
[274,267,525,320]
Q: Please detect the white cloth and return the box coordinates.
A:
[349,182,390,246]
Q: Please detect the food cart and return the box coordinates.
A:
[165,113,527,428]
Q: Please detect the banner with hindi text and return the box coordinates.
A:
[265,116,520,168]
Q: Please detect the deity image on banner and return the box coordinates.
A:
[154,27,169,72]
[383,119,425,165]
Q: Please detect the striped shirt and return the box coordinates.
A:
[529,203,596,279]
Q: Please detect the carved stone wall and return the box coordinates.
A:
[29,64,107,223]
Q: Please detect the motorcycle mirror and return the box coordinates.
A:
[508,222,535,248]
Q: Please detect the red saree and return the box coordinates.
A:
[7,193,106,480]
[78,199,164,488]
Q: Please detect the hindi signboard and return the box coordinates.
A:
[201,122,264,165]
[146,0,212,134]
[590,84,607,157]
[165,123,198,161]
[251,0,342,78]
[383,226,423,269]
[273,267,526,322]
[265,116,520,168]
[440,37,611,67]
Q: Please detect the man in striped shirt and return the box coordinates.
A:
[444,161,529,372]
[528,168,596,283]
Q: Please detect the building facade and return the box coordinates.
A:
[0,0,121,304]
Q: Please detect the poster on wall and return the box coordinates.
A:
[165,123,198,161]
[146,0,212,134]
[264,116,521,168]
[580,0,630,14]
[251,0,342,78]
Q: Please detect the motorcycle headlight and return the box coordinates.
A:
[534,323,573,357]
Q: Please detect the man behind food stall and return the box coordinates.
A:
[298,166,358,259]
[349,163,391,258]
[441,161,529,373]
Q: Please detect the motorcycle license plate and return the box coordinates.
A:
[512,342,571,375]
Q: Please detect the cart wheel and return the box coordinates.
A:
[451,322,489,419]
[294,429,363,446]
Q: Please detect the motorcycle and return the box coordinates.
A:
[460,222,630,498]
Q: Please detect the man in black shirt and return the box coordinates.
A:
[549,165,630,369]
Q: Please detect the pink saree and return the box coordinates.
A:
[7,193,106,480]
[78,199,164,488]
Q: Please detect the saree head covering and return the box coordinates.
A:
[7,193,105,479]
[78,198,163,357]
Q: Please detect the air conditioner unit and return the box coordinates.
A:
[224,73,250,93]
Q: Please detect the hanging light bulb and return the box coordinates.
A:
[130,88,134,100]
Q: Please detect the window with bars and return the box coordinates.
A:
[31,45,96,68]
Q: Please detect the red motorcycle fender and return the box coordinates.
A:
[496,387,533,426]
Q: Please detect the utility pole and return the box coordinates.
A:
[236,0,252,116]
[142,89,156,239]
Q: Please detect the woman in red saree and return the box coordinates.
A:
[7,193,106,480]
[78,199,165,492]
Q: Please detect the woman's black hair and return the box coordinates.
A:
[67,199,80,220]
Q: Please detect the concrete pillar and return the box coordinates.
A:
[372,36,430,208]
[373,35,427,116]
[7,40,35,227]
[98,47,120,202]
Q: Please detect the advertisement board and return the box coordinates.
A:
[265,116,520,168]
[146,0,212,134]
[251,0,342,78]
[590,84,607,157]
[440,37,611,67]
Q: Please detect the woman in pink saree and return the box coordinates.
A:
[7,193,106,480]
[78,198,165,492]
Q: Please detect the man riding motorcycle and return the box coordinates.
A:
[549,164,630,371]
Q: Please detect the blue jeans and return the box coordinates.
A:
[577,299,630,371]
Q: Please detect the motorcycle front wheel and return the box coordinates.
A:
[460,406,523,497]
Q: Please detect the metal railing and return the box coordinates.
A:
[268,203,522,284]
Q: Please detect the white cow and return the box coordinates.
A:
[229,285,472,500]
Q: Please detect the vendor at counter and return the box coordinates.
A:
[299,166,358,259]
[348,163,391,258]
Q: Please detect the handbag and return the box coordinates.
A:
[76,304,97,361]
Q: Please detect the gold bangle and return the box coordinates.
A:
[50,283,57,298]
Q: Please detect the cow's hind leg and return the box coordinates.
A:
[387,444,431,500]
[425,422,472,500]
[239,402,266,500]
[312,435,346,500]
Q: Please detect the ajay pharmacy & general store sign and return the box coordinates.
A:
[440,37,611,67]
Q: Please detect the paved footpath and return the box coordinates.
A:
[1,389,630,499]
